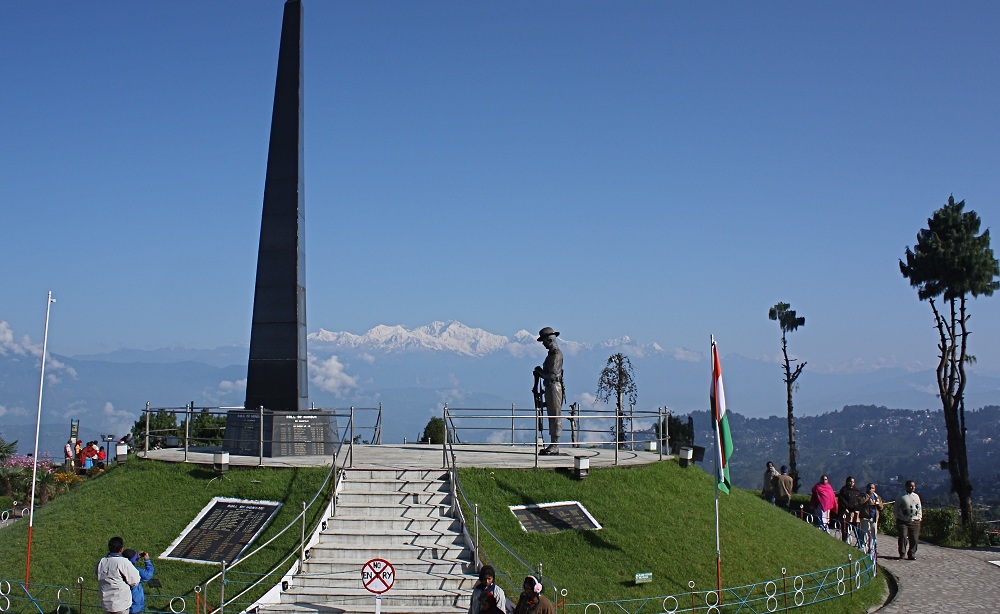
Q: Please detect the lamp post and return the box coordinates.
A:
[26,291,55,586]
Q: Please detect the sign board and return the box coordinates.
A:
[509,501,602,534]
[635,572,653,584]
[162,498,282,564]
[362,558,395,594]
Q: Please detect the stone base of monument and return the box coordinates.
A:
[223,409,336,457]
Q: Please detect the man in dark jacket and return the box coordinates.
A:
[837,476,866,542]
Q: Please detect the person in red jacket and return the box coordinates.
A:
[810,475,838,534]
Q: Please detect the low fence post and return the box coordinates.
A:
[474,503,480,570]
[511,403,515,446]
[78,576,84,614]
[349,406,355,468]
[442,404,448,469]
[184,402,192,462]
[219,560,227,614]
[258,405,265,467]
[144,402,150,457]
[299,502,306,573]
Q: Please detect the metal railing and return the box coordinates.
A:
[560,550,877,613]
[442,408,561,601]
[440,405,881,613]
[194,426,352,614]
[136,403,383,468]
[441,404,670,469]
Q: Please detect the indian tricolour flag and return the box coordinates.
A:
[711,337,733,494]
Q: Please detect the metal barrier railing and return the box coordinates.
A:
[442,408,562,602]
[193,427,352,614]
[441,404,670,469]
[136,403,383,468]
[560,550,877,613]
[441,405,881,613]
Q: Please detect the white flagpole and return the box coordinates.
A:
[711,336,722,598]
[25,291,55,586]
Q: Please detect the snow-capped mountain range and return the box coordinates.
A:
[310,321,651,357]
[4,319,1000,461]
[311,321,517,356]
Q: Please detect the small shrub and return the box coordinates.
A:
[919,508,960,545]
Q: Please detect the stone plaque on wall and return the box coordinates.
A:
[163,498,282,564]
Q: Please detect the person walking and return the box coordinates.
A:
[96,537,140,614]
[773,465,794,510]
[893,480,922,560]
[469,565,507,614]
[513,575,556,614]
[836,476,865,542]
[122,549,154,613]
[761,461,779,504]
[810,475,838,534]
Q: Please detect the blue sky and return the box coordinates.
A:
[3,1,1000,376]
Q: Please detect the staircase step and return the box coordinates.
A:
[307,542,471,562]
[333,504,452,519]
[255,468,473,614]
[301,558,472,576]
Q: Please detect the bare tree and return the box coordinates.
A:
[596,353,638,446]
[769,302,806,492]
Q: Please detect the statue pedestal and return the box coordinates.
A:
[223,409,335,457]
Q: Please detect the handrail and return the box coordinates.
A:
[137,405,383,464]
[443,407,561,598]
[443,406,668,463]
[195,414,353,614]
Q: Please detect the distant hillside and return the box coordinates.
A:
[687,405,1000,507]
[3,320,1000,462]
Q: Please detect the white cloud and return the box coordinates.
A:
[672,348,703,363]
[578,392,598,408]
[308,354,359,397]
[504,342,541,359]
[0,321,30,356]
[908,382,939,396]
[1,404,27,420]
[0,321,76,382]
[102,402,138,437]
[811,356,927,375]
[219,379,247,393]
[360,353,376,364]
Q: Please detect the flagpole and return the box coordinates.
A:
[711,336,722,599]
[25,291,55,587]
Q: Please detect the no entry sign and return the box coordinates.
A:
[362,558,395,594]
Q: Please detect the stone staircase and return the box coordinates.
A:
[261,468,476,613]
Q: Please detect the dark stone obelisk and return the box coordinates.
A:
[226,1,331,457]
[245,0,308,415]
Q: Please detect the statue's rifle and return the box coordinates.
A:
[532,373,546,436]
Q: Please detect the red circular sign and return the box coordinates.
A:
[362,558,395,594]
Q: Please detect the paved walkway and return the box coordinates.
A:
[140,442,666,470]
[875,541,1000,612]
[141,444,1000,611]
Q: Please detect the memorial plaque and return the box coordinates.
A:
[509,501,602,534]
[223,410,337,457]
[163,498,282,564]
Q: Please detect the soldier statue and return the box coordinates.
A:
[533,327,564,455]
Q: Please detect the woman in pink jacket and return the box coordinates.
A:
[810,475,838,534]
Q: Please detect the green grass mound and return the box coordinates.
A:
[459,461,885,613]
[0,458,331,611]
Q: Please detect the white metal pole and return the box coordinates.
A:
[25,291,55,585]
